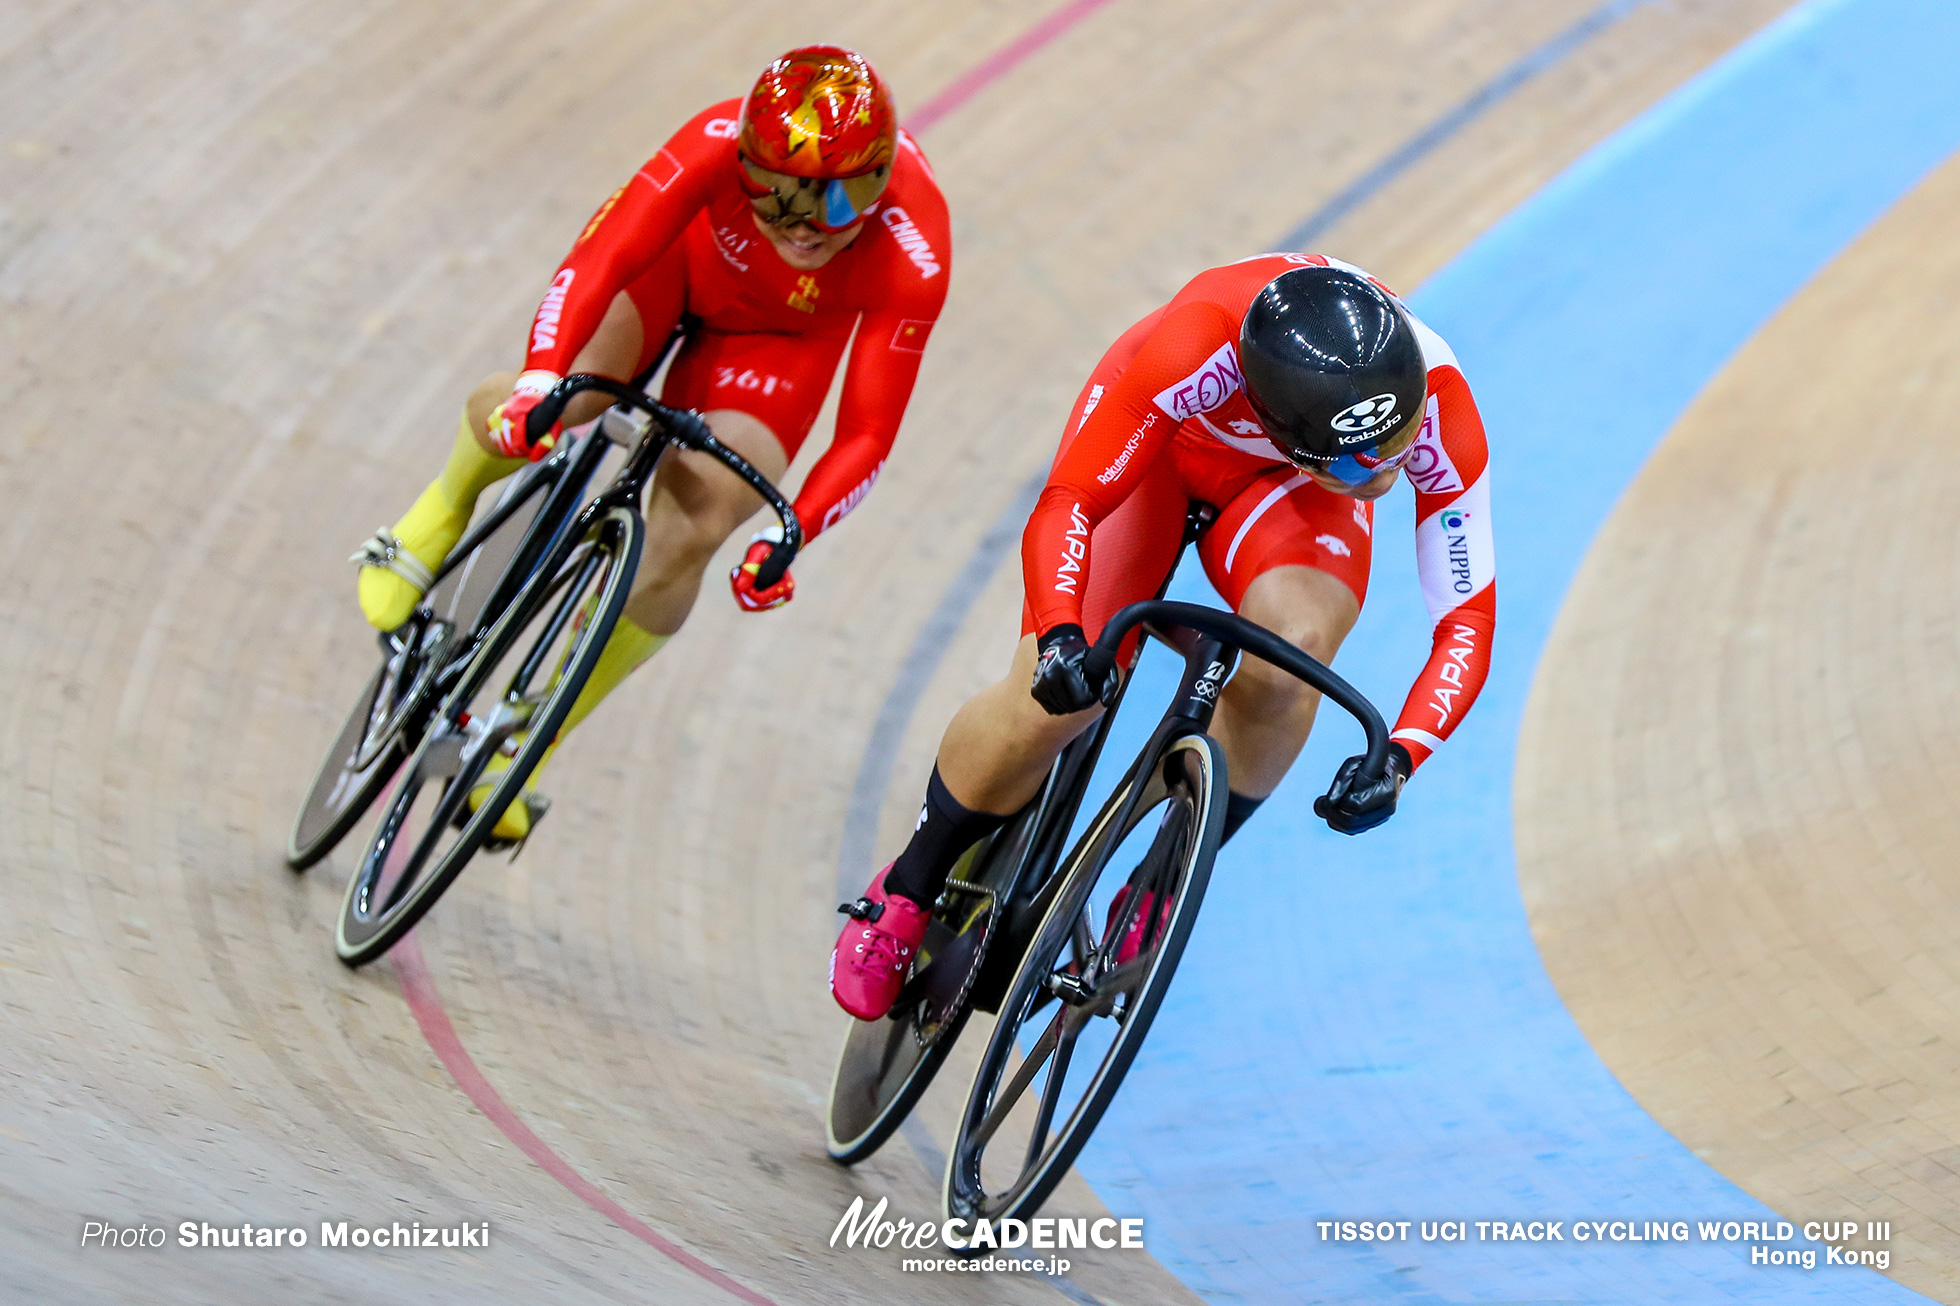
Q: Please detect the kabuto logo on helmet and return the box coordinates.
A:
[1331,394,1399,434]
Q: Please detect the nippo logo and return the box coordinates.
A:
[1440,509,1466,531]
[1330,393,1398,433]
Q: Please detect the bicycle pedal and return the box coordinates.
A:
[484,791,551,856]
[511,792,550,858]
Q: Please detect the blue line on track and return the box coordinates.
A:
[1070,0,1960,1301]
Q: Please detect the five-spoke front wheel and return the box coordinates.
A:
[943,733,1223,1228]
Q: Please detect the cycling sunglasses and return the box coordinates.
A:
[1290,424,1420,487]
[739,159,890,233]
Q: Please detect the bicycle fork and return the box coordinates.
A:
[1050,634,1238,1006]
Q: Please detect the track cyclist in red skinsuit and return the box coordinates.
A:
[832,256,1496,1020]
[353,46,950,841]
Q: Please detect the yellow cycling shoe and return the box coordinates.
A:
[356,411,523,631]
[354,526,443,632]
[468,766,547,844]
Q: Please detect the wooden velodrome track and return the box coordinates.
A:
[0,0,1877,1302]
[1517,140,1960,1299]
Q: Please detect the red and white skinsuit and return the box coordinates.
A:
[522,99,952,541]
[1022,254,1497,770]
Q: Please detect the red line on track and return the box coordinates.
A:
[905,0,1120,135]
[392,936,778,1306]
[388,4,1118,1299]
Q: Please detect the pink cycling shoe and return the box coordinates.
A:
[1106,883,1172,968]
[830,865,932,1021]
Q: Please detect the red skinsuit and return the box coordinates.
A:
[1022,254,1496,770]
[522,100,951,541]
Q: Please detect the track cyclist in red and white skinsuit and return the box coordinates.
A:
[832,255,1496,1019]
[353,46,950,841]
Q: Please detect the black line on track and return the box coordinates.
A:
[1280,0,1648,250]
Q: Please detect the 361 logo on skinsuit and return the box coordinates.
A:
[1153,343,1244,421]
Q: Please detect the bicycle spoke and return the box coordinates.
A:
[1090,956,1149,1017]
[1070,906,1096,974]
[381,765,475,913]
[971,1006,1066,1151]
[508,544,602,696]
[1024,1020,1079,1171]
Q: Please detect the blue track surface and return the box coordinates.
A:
[1069,0,1960,1300]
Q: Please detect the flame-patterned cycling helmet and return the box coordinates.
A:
[737,45,898,232]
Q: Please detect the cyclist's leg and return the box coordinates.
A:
[460,285,677,840]
[832,468,1186,1019]
[473,326,844,842]
[1196,468,1372,830]
[355,284,655,631]
[618,325,847,635]
[885,458,1190,907]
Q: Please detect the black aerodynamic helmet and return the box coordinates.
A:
[1238,266,1428,467]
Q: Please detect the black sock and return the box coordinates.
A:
[882,767,1008,908]
[1221,790,1264,844]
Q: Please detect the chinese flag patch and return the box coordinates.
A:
[891,319,932,353]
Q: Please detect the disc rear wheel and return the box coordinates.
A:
[825,808,1038,1165]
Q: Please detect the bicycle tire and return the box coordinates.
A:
[943,731,1223,1228]
[334,506,642,966]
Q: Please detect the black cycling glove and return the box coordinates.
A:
[1314,742,1413,835]
[1030,624,1119,716]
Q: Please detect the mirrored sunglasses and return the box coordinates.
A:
[740,159,890,233]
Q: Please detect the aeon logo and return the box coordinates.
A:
[1153,343,1244,420]
[1403,405,1461,495]
[1330,393,1398,433]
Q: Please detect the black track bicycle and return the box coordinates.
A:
[825,534,1388,1228]
[286,373,800,967]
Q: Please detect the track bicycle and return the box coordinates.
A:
[285,372,800,967]
[825,525,1388,1227]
